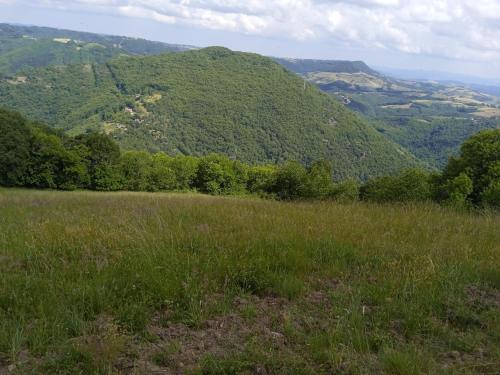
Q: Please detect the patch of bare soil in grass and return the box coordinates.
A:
[465,285,500,311]
[131,295,291,374]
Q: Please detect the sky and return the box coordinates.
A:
[1,0,500,81]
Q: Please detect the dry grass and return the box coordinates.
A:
[0,189,499,374]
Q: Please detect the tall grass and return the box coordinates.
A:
[0,189,498,373]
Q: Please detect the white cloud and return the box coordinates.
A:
[5,0,500,63]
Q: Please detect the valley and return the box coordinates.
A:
[0,20,500,375]
[279,57,500,168]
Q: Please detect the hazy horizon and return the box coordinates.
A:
[1,0,499,83]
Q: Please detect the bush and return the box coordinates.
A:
[194,154,247,195]
[330,179,360,202]
[443,172,473,207]
[305,160,333,198]
[119,151,152,191]
[270,161,309,200]
[148,153,176,191]
[361,169,432,203]
[441,129,500,205]
[481,180,500,208]
[247,165,276,195]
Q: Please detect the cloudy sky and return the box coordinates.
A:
[1,0,500,80]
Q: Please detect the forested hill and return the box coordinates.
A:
[0,47,418,180]
[0,23,193,76]
[274,57,380,76]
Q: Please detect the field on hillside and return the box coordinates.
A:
[0,190,499,374]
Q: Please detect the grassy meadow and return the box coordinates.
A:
[0,189,499,374]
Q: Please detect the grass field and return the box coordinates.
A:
[0,189,499,374]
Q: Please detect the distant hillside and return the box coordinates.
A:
[0,23,193,76]
[0,47,418,180]
[279,56,500,167]
[274,57,379,76]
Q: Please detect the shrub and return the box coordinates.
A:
[330,179,360,202]
[194,154,247,195]
[270,161,309,200]
[361,169,432,203]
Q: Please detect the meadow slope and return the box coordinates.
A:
[0,189,499,374]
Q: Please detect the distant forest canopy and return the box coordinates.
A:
[0,46,419,180]
[1,23,499,174]
[1,108,499,208]
[0,23,192,76]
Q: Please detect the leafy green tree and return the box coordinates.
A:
[78,132,122,191]
[247,165,276,195]
[305,160,333,198]
[330,179,360,202]
[443,172,473,207]
[120,151,152,191]
[440,129,500,206]
[26,128,84,190]
[271,161,309,200]
[361,169,432,203]
[481,180,500,208]
[194,154,247,195]
[0,108,31,186]
[148,152,176,191]
[169,155,199,190]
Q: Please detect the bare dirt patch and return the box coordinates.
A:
[129,295,291,374]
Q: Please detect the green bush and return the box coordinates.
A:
[440,129,500,206]
[194,154,247,195]
[330,179,360,202]
[270,161,309,200]
[361,169,432,203]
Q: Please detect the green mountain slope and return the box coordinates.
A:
[0,47,418,179]
[0,23,192,76]
[279,57,500,167]
[274,57,379,76]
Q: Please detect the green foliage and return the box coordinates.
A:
[148,153,176,191]
[271,161,309,200]
[304,160,333,198]
[481,180,500,208]
[78,132,122,191]
[246,165,277,195]
[119,151,152,191]
[439,129,500,207]
[194,154,247,195]
[330,179,360,202]
[1,109,498,210]
[0,47,419,180]
[0,23,189,76]
[443,173,473,207]
[0,108,31,186]
[360,169,432,203]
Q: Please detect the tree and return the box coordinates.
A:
[440,129,500,206]
[194,154,247,195]
[77,132,122,191]
[481,180,500,208]
[168,155,199,190]
[247,165,276,195]
[148,152,176,191]
[119,151,152,191]
[360,169,432,203]
[305,160,333,198]
[0,108,31,186]
[330,179,360,202]
[271,161,308,200]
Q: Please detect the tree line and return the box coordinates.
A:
[1,108,499,208]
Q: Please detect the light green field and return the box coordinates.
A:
[0,189,499,374]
